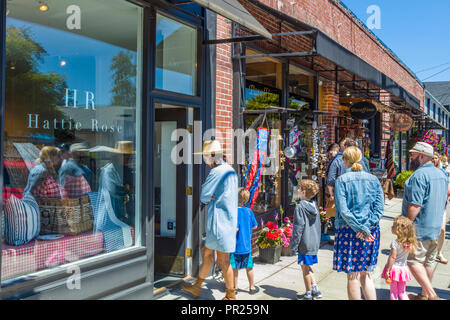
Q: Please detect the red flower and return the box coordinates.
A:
[266,222,276,230]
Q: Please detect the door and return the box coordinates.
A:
[154,107,187,275]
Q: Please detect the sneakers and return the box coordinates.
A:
[299,286,322,300]
[312,286,323,299]
[301,291,313,300]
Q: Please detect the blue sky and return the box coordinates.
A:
[341,0,450,83]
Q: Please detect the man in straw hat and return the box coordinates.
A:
[401,142,448,300]
[181,138,238,300]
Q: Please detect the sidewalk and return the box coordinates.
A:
[158,198,450,300]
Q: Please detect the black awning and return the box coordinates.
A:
[315,31,421,111]
[192,0,272,39]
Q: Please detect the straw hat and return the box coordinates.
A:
[110,141,135,154]
[193,140,223,155]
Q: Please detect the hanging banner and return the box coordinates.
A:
[390,113,414,132]
[350,101,377,120]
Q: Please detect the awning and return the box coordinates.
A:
[315,31,421,111]
[192,0,272,39]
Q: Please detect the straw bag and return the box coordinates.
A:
[37,195,94,235]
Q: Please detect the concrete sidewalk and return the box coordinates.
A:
[159,198,450,300]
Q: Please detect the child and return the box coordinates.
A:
[382,216,418,300]
[230,188,259,295]
[290,179,322,300]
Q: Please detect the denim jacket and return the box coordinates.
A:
[334,168,384,235]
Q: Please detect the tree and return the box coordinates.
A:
[110,51,136,107]
[5,26,67,136]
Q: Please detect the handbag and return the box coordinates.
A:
[37,195,94,235]
[326,198,336,218]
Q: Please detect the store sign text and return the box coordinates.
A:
[350,101,377,120]
[390,113,414,132]
[26,87,122,132]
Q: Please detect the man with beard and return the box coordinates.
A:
[401,142,448,300]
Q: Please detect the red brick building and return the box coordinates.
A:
[211,0,425,253]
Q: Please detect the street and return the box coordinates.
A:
[159,197,450,300]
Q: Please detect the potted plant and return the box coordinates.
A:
[280,216,293,256]
[256,221,285,264]
[394,170,414,198]
[319,210,332,235]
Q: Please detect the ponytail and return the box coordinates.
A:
[351,162,363,172]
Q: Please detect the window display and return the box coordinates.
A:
[2,0,142,282]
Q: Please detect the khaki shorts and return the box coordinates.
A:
[408,240,438,268]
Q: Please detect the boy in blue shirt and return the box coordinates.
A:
[231,188,259,295]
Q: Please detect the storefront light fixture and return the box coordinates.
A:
[346,91,351,97]
[38,1,49,12]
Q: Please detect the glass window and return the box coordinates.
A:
[287,65,315,204]
[241,50,283,214]
[2,0,142,283]
[155,13,198,95]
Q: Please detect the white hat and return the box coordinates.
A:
[409,142,434,157]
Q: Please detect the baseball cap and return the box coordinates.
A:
[409,142,434,157]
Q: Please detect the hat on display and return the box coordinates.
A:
[89,141,135,154]
[409,142,434,158]
[70,142,89,152]
[193,139,223,155]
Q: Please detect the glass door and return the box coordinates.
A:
[154,106,188,276]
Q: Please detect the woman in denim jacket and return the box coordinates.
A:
[333,146,384,300]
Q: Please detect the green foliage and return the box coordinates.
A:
[5,26,66,129]
[110,51,136,107]
[394,171,414,189]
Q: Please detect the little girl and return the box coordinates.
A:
[382,216,418,300]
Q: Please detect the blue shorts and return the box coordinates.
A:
[298,254,318,266]
[230,253,253,269]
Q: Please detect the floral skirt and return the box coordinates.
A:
[333,225,380,274]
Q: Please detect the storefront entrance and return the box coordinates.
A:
[154,106,194,283]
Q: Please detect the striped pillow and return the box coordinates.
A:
[4,193,40,246]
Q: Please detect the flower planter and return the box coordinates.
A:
[281,245,291,256]
[396,188,404,199]
[258,246,282,264]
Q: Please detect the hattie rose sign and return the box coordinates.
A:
[389,113,414,132]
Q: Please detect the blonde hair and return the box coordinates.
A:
[299,179,319,200]
[342,146,363,172]
[238,187,250,207]
[393,216,418,254]
[36,146,61,177]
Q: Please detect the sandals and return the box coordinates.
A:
[437,254,448,264]
[249,286,260,295]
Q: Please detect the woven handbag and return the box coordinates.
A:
[37,195,94,235]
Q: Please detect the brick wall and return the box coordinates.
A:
[215,16,234,162]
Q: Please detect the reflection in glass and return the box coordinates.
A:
[2,0,142,282]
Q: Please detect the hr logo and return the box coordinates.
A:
[66,265,81,290]
[366,5,381,30]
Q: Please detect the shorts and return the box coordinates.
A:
[230,253,253,269]
[298,254,318,266]
[408,240,438,268]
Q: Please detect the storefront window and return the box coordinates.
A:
[155,13,198,95]
[286,65,315,204]
[241,51,283,214]
[2,0,142,282]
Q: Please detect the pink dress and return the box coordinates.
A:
[381,239,413,282]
